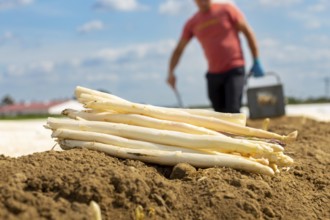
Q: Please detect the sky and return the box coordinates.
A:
[0,0,330,107]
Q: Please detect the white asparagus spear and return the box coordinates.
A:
[178,108,246,126]
[62,109,222,136]
[75,86,246,125]
[52,128,212,154]
[255,151,294,167]
[75,93,288,152]
[78,93,298,143]
[89,201,102,220]
[58,139,275,176]
[52,128,291,167]
[63,109,284,152]
[46,117,274,156]
[246,140,284,152]
[75,86,128,103]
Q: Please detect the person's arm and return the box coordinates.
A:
[236,19,264,77]
[236,19,258,59]
[167,39,189,89]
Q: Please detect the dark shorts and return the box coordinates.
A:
[206,67,245,113]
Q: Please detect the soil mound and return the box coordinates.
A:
[0,117,329,219]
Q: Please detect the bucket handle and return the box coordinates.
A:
[246,71,282,86]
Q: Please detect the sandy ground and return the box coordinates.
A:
[1,103,330,158]
[1,116,329,220]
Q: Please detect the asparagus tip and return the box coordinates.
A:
[285,130,298,143]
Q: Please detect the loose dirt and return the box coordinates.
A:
[0,116,329,220]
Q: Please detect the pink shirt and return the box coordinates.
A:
[181,3,245,73]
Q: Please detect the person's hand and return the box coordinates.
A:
[167,72,176,89]
[250,58,264,77]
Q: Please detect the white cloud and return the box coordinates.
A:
[239,0,329,30]
[290,9,327,30]
[260,38,280,48]
[6,64,25,76]
[83,40,176,66]
[77,20,104,34]
[159,0,235,16]
[260,37,330,75]
[305,20,322,29]
[304,34,330,45]
[0,31,15,45]
[5,61,55,76]
[261,38,309,63]
[212,0,235,4]
[85,73,119,82]
[29,61,55,74]
[132,72,160,81]
[159,0,192,15]
[93,0,148,11]
[3,40,176,90]
[307,0,328,13]
[0,0,33,10]
[276,1,329,30]
[256,0,302,7]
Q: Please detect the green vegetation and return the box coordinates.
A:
[286,97,330,104]
[1,95,14,106]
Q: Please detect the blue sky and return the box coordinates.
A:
[1,0,329,107]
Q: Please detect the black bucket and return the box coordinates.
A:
[246,72,286,119]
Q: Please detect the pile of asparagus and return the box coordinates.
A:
[46,86,297,176]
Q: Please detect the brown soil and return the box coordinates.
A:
[0,116,329,220]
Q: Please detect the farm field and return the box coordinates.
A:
[0,105,329,219]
